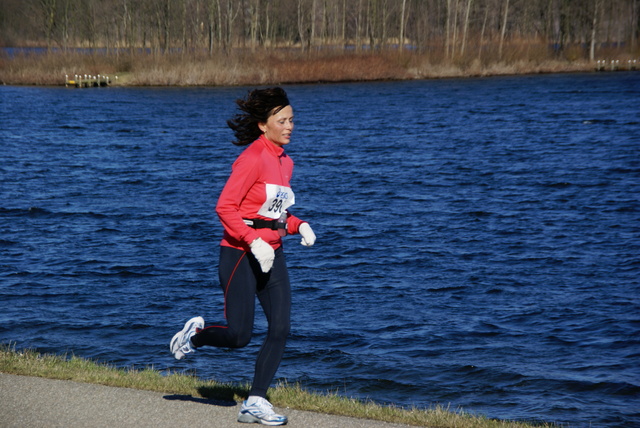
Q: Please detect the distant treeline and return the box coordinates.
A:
[1,0,639,61]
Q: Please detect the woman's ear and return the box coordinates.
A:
[258,122,267,133]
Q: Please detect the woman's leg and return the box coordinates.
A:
[189,245,291,398]
[249,247,291,398]
[191,246,257,348]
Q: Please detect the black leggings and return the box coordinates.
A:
[191,245,291,398]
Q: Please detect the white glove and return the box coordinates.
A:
[299,223,316,247]
[249,238,275,272]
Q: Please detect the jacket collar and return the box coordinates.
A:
[258,134,285,157]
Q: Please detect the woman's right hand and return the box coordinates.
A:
[249,238,275,272]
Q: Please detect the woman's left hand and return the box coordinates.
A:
[299,223,316,247]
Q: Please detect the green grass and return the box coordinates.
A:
[0,344,558,428]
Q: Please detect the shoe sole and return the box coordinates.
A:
[237,412,287,426]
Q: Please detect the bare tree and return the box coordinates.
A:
[461,0,473,56]
[590,0,600,60]
[38,0,57,49]
[399,0,407,50]
[3,0,639,63]
[499,0,510,59]
[445,0,451,58]
[297,0,307,50]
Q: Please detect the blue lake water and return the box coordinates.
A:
[1,73,639,427]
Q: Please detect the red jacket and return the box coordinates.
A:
[216,135,305,250]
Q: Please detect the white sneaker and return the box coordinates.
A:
[237,396,288,426]
[170,316,204,360]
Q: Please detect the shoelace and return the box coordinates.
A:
[254,399,275,415]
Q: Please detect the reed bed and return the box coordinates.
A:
[0,44,605,87]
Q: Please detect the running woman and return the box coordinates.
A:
[170,87,316,426]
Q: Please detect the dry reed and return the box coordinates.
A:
[0,43,629,87]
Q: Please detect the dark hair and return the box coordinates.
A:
[227,87,291,146]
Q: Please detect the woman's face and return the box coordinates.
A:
[259,105,294,147]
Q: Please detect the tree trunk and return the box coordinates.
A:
[445,0,451,58]
[630,0,639,50]
[250,0,259,51]
[182,0,187,52]
[461,0,473,56]
[216,0,223,51]
[356,0,362,52]
[399,0,407,51]
[590,0,600,60]
[311,0,316,47]
[478,3,488,60]
[40,0,57,50]
[451,0,459,58]
[499,0,510,59]
[163,0,170,53]
[61,0,70,51]
[297,0,306,51]
[341,0,347,50]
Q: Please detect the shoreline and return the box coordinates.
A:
[2,48,635,87]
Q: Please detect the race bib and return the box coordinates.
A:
[257,184,295,219]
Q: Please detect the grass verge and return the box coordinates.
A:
[0,344,557,428]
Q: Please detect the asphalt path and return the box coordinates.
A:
[0,373,415,428]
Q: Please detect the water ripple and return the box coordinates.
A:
[2,74,639,427]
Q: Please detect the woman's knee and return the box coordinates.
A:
[229,329,252,348]
[269,322,290,342]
